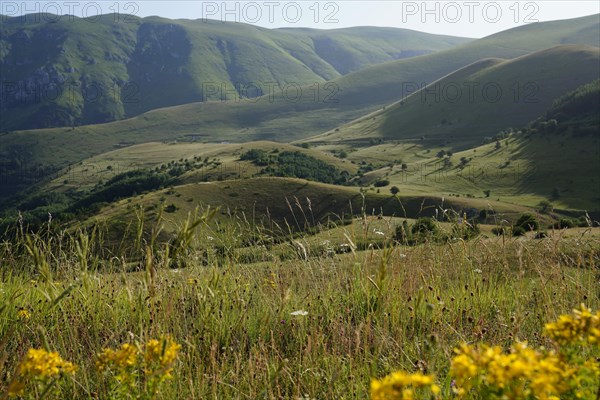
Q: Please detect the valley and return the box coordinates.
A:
[0,9,599,400]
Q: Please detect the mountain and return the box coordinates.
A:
[0,14,470,130]
[309,45,600,147]
[1,15,599,202]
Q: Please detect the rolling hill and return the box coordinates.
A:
[0,14,470,130]
[310,80,600,211]
[1,14,597,182]
[308,45,600,147]
[85,177,536,239]
[1,14,599,213]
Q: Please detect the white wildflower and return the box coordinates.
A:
[290,310,308,316]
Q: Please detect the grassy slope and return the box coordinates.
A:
[352,134,599,211]
[308,45,600,146]
[0,14,469,130]
[308,76,600,211]
[2,14,598,175]
[89,177,535,238]
[44,141,357,193]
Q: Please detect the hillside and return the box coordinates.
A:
[309,79,600,210]
[0,14,470,130]
[1,14,597,183]
[308,45,600,147]
[87,177,535,238]
[545,78,600,134]
[43,141,358,193]
[2,8,600,400]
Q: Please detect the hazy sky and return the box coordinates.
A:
[4,1,599,38]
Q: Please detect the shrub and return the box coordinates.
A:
[373,179,389,187]
[551,218,575,229]
[240,149,270,166]
[512,226,526,237]
[478,209,488,221]
[514,213,539,235]
[265,151,347,184]
[411,217,438,236]
[538,200,554,214]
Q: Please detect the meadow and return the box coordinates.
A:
[1,208,598,399]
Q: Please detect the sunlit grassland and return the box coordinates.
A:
[1,214,598,398]
[310,133,600,211]
[45,141,357,194]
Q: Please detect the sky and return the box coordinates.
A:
[3,1,599,38]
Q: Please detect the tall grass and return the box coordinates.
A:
[0,208,598,398]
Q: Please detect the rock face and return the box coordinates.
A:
[0,14,471,131]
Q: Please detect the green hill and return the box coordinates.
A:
[42,141,357,194]
[0,14,469,130]
[544,79,600,134]
[309,79,600,211]
[309,45,600,147]
[1,15,599,203]
[86,177,534,239]
[2,14,597,154]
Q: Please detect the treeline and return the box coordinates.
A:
[546,79,600,123]
[241,150,349,184]
[0,169,174,230]
[70,170,171,211]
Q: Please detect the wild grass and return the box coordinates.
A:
[1,205,598,398]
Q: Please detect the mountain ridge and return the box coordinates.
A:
[0,13,471,130]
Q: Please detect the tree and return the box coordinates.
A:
[374,179,390,187]
[513,213,539,236]
[411,217,438,236]
[390,186,400,196]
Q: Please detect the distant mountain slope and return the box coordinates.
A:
[0,14,470,130]
[323,79,600,210]
[1,15,599,202]
[310,45,600,146]
[544,79,600,134]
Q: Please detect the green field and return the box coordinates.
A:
[1,207,599,398]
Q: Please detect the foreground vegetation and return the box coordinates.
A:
[1,210,598,398]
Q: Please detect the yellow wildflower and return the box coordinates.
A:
[544,304,600,346]
[18,348,76,379]
[9,348,76,397]
[144,335,181,378]
[450,341,575,399]
[370,370,440,400]
[96,342,139,372]
[17,308,30,320]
